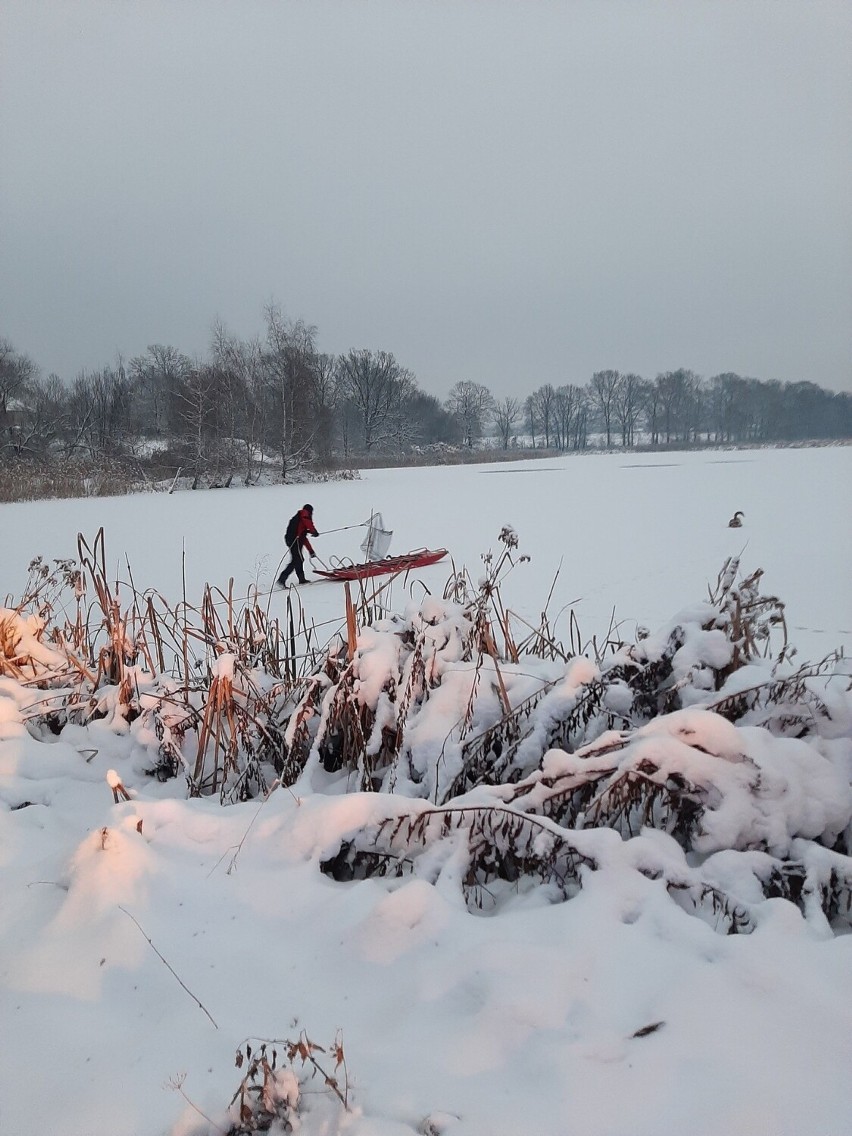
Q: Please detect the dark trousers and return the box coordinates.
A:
[278,543,306,586]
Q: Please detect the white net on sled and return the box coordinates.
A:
[360,513,393,561]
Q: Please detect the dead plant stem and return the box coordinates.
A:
[119,905,219,1029]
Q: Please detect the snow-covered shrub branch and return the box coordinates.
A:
[320,801,596,913]
[317,706,851,931]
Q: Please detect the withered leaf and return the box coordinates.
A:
[631,1021,665,1038]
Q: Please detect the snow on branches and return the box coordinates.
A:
[3,533,851,936]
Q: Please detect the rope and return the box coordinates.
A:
[319,521,370,536]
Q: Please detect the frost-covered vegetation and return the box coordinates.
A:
[4,529,850,932]
[1,526,850,1134]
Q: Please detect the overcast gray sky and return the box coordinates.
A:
[1,0,850,398]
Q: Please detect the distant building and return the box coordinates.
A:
[0,397,26,447]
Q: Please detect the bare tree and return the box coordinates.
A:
[176,363,219,487]
[129,344,190,437]
[263,305,320,478]
[446,380,495,449]
[67,364,132,460]
[613,372,645,447]
[572,389,589,450]
[524,394,538,448]
[682,373,707,444]
[311,352,339,465]
[643,378,663,445]
[655,369,695,443]
[553,384,586,451]
[9,372,67,457]
[210,322,269,484]
[336,349,415,452]
[709,372,748,443]
[527,384,557,448]
[493,396,521,449]
[589,369,621,447]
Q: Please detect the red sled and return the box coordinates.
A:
[313,548,448,582]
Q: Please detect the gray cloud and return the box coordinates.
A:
[1,0,850,396]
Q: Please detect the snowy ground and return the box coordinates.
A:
[1,446,851,1136]
[1,446,850,665]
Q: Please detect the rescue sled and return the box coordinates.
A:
[312,512,447,582]
[313,547,448,582]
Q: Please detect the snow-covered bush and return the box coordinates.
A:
[283,539,851,934]
[216,1033,347,1135]
[4,528,851,937]
[282,548,845,803]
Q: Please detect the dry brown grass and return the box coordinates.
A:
[0,458,144,503]
[5,528,337,799]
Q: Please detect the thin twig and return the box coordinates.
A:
[119,905,218,1029]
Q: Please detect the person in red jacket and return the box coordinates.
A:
[278,504,319,587]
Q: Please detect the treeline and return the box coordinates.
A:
[520,367,852,450]
[1,310,850,491]
[1,310,461,486]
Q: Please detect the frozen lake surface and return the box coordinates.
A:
[2,445,849,664]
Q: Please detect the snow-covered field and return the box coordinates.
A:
[1,446,851,1136]
[2,446,850,664]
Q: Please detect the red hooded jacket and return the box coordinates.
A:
[292,507,318,556]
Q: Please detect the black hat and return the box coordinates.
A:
[303,503,313,513]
